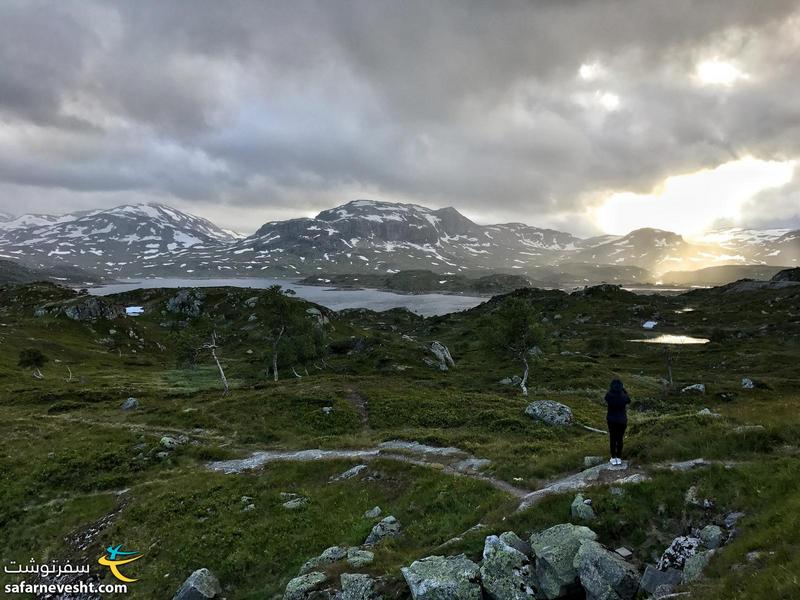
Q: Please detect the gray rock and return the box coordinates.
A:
[340,573,379,600]
[499,377,514,385]
[614,547,633,561]
[283,497,309,510]
[571,494,596,521]
[741,377,754,389]
[363,506,382,519]
[583,456,604,468]
[172,568,222,600]
[697,408,721,417]
[639,565,682,595]
[499,531,531,557]
[734,424,765,433]
[652,583,678,599]
[429,341,455,371]
[166,289,205,317]
[401,554,481,600]
[656,536,701,570]
[331,464,368,481]
[160,436,180,449]
[682,550,715,583]
[681,383,706,394]
[524,401,574,427]
[723,511,745,529]
[346,548,375,568]
[480,535,536,600]
[573,540,639,600]
[530,523,598,599]
[364,516,401,545]
[699,525,724,549]
[244,296,258,308]
[63,297,122,321]
[121,397,139,410]
[284,572,327,600]
[300,546,347,575]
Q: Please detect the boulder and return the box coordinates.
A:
[525,401,574,427]
[639,565,682,595]
[363,506,382,519]
[364,516,401,546]
[529,524,598,599]
[299,546,347,575]
[121,397,139,410]
[346,548,375,568]
[64,297,122,321]
[166,289,205,317]
[340,574,379,600]
[699,525,724,549]
[429,341,455,371]
[573,540,639,600]
[283,496,309,510]
[682,550,715,583]
[401,554,481,600]
[480,535,536,600]
[681,383,706,394]
[656,536,701,570]
[571,494,596,521]
[499,531,531,557]
[284,572,328,600]
[172,568,222,600]
[723,511,745,529]
[330,465,368,482]
[741,377,755,389]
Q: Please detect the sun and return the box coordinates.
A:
[695,58,748,86]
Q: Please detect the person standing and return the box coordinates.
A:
[605,378,630,465]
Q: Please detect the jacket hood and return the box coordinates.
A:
[610,379,624,393]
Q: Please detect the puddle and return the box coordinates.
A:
[630,334,709,345]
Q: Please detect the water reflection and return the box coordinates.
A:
[630,334,710,345]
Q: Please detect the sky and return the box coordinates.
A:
[0,0,799,237]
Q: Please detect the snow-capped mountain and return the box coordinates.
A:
[0,199,796,283]
[0,203,237,276]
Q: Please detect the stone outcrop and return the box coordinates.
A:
[573,541,639,600]
[570,494,596,521]
[530,524,597,599]
[479,535,536,600]
[63,297,122,321]
[172,568,222,600]
[364,516,401,546]
[166,289,205,317]
[524,401,574,427]
[429,341,455,371]
[401,555,481,600]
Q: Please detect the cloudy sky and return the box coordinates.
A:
[1,0,799,236]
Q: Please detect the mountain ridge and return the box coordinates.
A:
[0,199,796,283]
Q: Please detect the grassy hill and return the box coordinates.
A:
[0,280,798,598]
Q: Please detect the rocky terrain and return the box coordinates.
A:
[0,200,796,285]
[0,269,798,598]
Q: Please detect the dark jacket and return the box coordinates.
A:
[605,379,631,424]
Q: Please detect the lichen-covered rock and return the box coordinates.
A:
[401,554,481,600]
[346,548,375,568]
[429,341,455,371]
[699,525,723,549]
[480,535,536,600]
[524,401,574,427]
[166,289,206,317]
[172,568,222,600]
[284,572,328,600]
[299,546,347,575]
[639,565,681,595]
[529,524,598,599]
[121,397,139,410]
[571,494,596,521]
[363,506,382,519]
[656,536,701,570]
[340,573,380,600]
[63,297,122,321]
[682,550,715,583]
[573,540,639,600]
[499,531,531,557]
[364,516,401,546]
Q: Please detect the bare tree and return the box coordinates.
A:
[200,331,229,395]
[486,298,544,396]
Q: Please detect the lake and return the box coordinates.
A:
[88,277,488,317]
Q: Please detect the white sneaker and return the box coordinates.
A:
[613,458,621,465]
[609,458,616,465]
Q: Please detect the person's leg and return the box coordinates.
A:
[617,422,627,460]
[608,422,616,458]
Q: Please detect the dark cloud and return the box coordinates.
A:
[0,0,798,233]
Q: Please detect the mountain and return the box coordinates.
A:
[0,203,237,277]
[0,258,101,286]
[0,199,796,285]
[661,264,790,287]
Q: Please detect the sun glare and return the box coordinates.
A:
[593,157,795,236]
[695,58,747,86]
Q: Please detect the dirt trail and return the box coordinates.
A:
[345,386,371,428]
